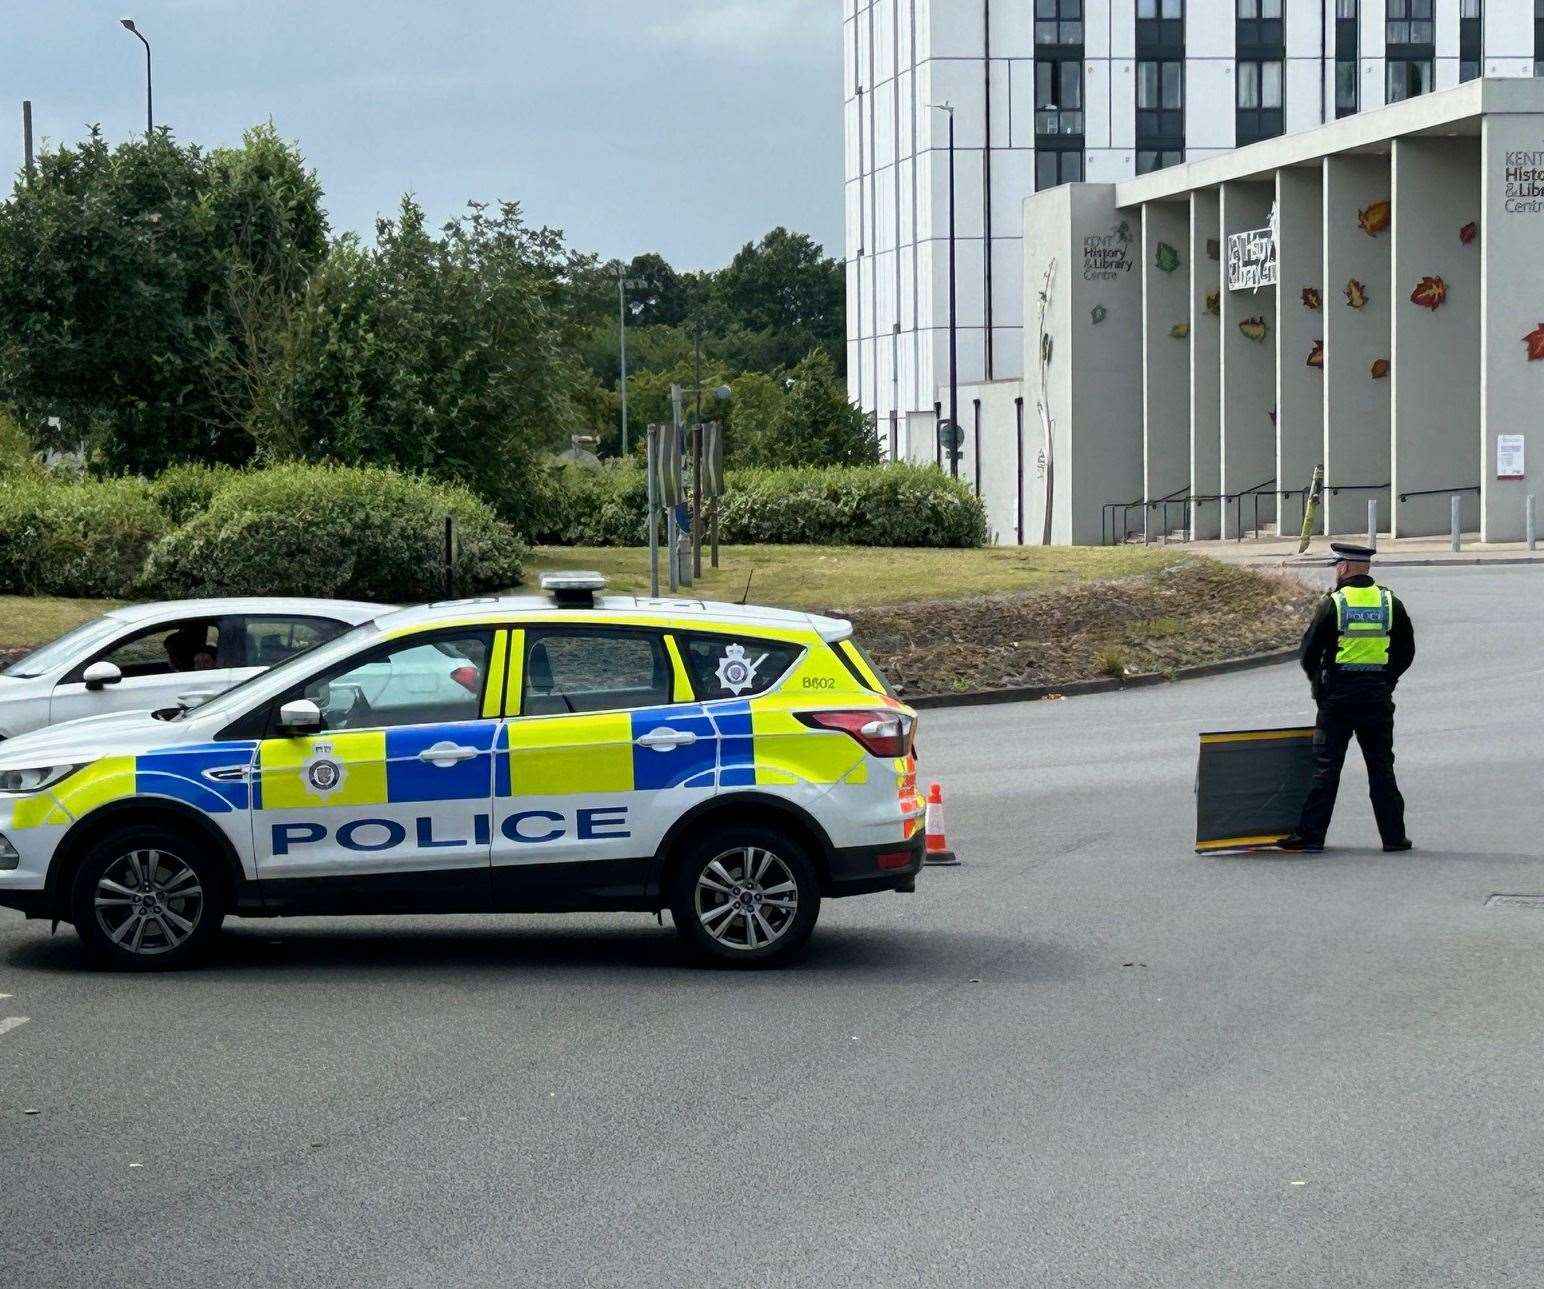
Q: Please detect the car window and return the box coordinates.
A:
[523,629,671,716]
[241,616,349,667]
[680,633,804,700]
[1,616,121,678]
[76,619,226,681]
[289,631,492,732]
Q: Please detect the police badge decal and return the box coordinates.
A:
[303,746,346,798]
[714,643,764,695]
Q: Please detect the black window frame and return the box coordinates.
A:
[1035,0,1084,46]
[1236,58,1284,145]
[676,631,807,702]
[1036,147,1084,189]
[65,615,230,684]
[520,624,675,717]
[1135,59,1185,151]
[234,614,353,669]
[1336,0,1359,116]
[1034,57,1085,137]
[1035,0,1086,190]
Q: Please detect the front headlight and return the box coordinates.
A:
[0,764,84,795]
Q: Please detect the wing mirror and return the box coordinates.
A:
[277,699,323,735]
[83,661,122,691]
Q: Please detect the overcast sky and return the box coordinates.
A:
[1,0,843,269]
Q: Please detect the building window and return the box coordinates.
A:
[1386,0,1433,47]
[1237,59,1284,143]
[1036,148,1084,188]
[1136,149,1183,175]
[1335,0,1358,116]
[1237,0,1283,49]
[1336,60,1358,113]
[1137,0,1184,53]
[1460,0,1482,82]
[1387,59,1434,101]
[1035,60,1084,135]
[1136,61,1184,127]
[1035,0,1083,46]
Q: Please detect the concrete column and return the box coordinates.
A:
[1479,112,1544,542]
[1219,181,1279,538]
[1020,185,1074,546]
[1276,165,1325,540]
[1390,137,1482,538]
[1190,189,1223,539]
[1322,153,1393,536]
[1142,200,1192,539]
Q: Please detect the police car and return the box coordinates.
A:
[0,575,925,969]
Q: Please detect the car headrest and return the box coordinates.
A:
[527,641,554,692]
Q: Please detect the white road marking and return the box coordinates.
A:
[0,1016,30,1037]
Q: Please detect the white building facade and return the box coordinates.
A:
[842,0,1542,453]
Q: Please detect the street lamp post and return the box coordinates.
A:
[120,18,153,137]
[614,262,630,458]
[931,102,958,478]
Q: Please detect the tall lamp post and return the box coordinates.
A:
[930,101,958,477]
[611,261,634,457]
[120,17,153,137]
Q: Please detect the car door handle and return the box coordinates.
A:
[635,727,697,751]
[417,741,480,767]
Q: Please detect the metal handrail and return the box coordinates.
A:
[1326,481,1391,496]
[1398,484,1479,502]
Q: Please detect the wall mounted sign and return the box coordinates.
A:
[1227,204,1278,292]
[1497,434,1525,479]
[1358,200,1391,236]
[1410,276,1447,310]
[1082,222,1134,281]
[1503,151,1544,214]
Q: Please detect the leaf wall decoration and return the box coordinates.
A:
[1239,316,1269,343]
[1459,221,1478,245]
[1358,200,1391,236]
[1155,241,1182,273]
[1206,238,1220,261]
[1409,276,1447,311]
[1091,304,1107,324]
[1170,322,1190,338]
[1370,358,1390,379]
[1344,279,1368,309]
[1302,287,1321,310]
[1525,324,1544,362]
[1204,288,1221,316]
[1307,339,1325,369]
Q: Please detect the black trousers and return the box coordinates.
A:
[1296,688,1407,846]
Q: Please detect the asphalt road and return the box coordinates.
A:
[3,565,1542,1288]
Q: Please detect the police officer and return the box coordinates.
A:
[1278,542,1415,853]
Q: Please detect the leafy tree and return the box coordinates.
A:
[243,198,586,533]
[758,350,878,468]
[0,125,327,473]
[715,227,844,371]
[720,371,785,468]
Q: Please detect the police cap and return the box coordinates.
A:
[1329,541,1376,561]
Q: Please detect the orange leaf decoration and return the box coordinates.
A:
[1345,278,1368,309]
[1358,200,1391,236]
[1459,221,1478,245]
[1370,358,1390,379]
[1302,287,1321,310]
[1525,324,1544,362]
[1204,288,1220,316]
[1307,339,1325,369]
[1239,316,1269,343]
[1410,276,1447,310]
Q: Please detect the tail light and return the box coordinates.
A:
[797,709,915,758]
[450,665,481,694]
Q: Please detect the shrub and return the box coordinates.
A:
[149,462,239,524]
[143,463,526,602]
[530,463,651,547]
[0,476,167,597]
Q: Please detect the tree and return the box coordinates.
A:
[0,125,328,473]
[715,228,844,372]
[243,198,586,534]
[758,350,878,468]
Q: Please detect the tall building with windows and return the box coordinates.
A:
[842,0,1539,453]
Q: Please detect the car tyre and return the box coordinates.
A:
[669,824,820,968]
[70,825,225,971]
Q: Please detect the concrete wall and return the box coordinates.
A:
[1189,190,1224,540]
[1141,200,1192,539]
[1322,154,1393,536]
[1021,185,1075,545]
[1276,166,1325,539]
[955,378,1028,544]
[1390,137,1482,537]
[1219,182,1279,536]
[1479,113,1544,541]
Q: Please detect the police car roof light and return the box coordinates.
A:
[539,570,607,608]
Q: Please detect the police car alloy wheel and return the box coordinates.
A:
[70,826,224,970]
[670,826,820,967]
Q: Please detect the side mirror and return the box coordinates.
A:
[83,661,122,691]
[277,699,323,735]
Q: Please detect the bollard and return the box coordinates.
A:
[1528,495,1537,552]
[1366,498,1377,548]
[1451,495,1462,552]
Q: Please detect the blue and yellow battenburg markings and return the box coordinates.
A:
[9,743,258,829]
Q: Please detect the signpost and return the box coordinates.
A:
[937,420,963,467]
[1227,203,1279,292]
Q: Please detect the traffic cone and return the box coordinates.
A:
[923,782,960,866]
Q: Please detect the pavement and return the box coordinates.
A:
[3,565,1542,1288]
[1187,532,1542,567]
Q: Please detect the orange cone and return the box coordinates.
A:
[923,782,960,866]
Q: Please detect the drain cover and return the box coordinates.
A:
[1486,894,1544,908]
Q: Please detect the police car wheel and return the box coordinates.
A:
[70,826,225,971]
[670,826,819,967]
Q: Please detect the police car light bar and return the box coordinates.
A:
[539,571,607,608]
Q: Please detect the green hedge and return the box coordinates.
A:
[142,464,527,601]
[148,462,239,524]
[532,462,987,549]
[0,477,167,597]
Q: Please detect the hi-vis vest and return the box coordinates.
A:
[1331,584,1394,671]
